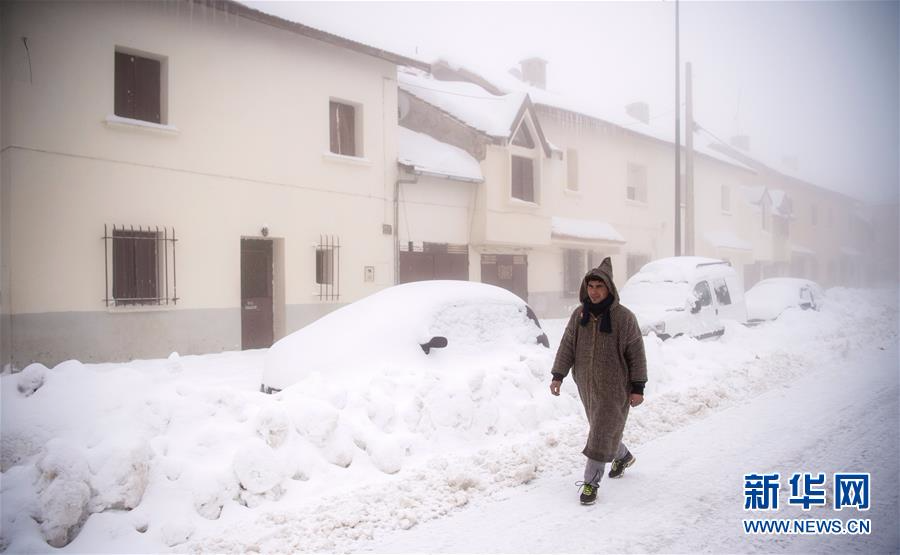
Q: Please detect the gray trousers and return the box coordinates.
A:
[584,442,629,486]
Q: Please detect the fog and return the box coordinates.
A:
[248,0,899,204]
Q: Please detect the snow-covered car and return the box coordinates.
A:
[261,280,550,393]
[744,277,824,324]
[619,256,747,340]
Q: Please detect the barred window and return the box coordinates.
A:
[104,224,177,306]
[316,235,340,300]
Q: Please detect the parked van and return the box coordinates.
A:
[619,256,747,340]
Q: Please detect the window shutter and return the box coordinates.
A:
[114,52,136,119]
[135,56,161,124]
[134,233,158,302]
[113,231,135,304]
[329,102,340,154]
[521,157,534,202]
[338,103,355,156]
[511,156,524,200]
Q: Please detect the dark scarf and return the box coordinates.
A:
[580,295,614,333]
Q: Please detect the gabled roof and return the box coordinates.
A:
[398,69,552,156]
[427,58,755,173]
[228,1,429,70]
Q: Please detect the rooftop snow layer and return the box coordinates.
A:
[551,216,625,243]
[399,70,526,138]
[398,127,483,182]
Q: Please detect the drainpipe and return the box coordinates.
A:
[394,171,418,284]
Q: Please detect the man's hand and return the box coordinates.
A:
[630,393,644,407]
[550,380,562,396]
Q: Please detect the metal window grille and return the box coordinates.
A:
[316,235,340,301]
[103,224,178,307]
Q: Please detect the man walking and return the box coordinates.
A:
[550,257,647,505]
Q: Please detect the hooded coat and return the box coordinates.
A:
[551,257,648,462]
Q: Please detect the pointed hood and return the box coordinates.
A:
[578,256,620,306]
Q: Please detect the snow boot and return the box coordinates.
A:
[608,451,635,478]
[579,483,597,505]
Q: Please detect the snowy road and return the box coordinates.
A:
[361,343,900,553]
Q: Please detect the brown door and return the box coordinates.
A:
[481,254,528,301]
[400,243,468,283]
[241,238,273,350]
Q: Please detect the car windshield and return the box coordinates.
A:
[620,280,690,310]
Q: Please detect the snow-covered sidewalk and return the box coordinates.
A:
[360,343,899,553]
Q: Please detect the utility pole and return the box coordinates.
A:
[674,0,681,256]
[685,61,695,255]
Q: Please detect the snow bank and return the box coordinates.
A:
[0,287,895,553]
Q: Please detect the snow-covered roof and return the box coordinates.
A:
[550,216,626,243]
[428,58,756,173]
[233,1,429,70]
[398,127,483,183]
[704,230,753,252]
[398,70,526,138]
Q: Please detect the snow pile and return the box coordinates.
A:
[0,287,895,553]
[398,127,483,182]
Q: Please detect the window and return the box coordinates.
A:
[315,235,340,300]
[316,248,335,285]
[721,185,731,212]
[563,249,586,296]
[329,101,358,157]
[626,163,647,203]
[566,148,579,191]
[811,203,818,226]
[761,199,770,231]
[626,253,650,279]
[103,224,177,307]
[712,278,732,305]
[115,51,162,124]
[693,281,712,308]
[511,155,535,202]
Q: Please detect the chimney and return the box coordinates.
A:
[519,57,547,89]
[730,135,750,152]
[626,101,650,124]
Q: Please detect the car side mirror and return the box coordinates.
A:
[690,299,701,314]
[420,336,448,354]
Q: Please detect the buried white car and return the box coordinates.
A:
[745,277,824,324]
[619,256,748,340]
[261,280,550,393]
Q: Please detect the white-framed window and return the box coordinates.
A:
[721,185,731,212]
[566,148,579,191]
[329,99,363,157]
[114,47,168,124]
[762,199,771,232]
[627,163,648,203]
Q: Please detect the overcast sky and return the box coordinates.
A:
[248,1,899,203]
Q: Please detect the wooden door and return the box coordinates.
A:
[481,254,528,301]
[241,239,273,350]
